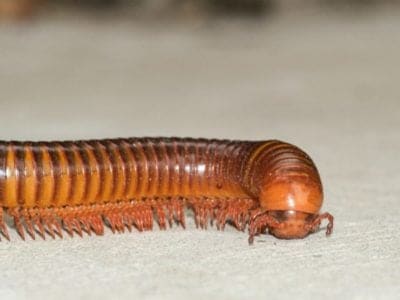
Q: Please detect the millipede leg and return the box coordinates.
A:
[2,198,257,241]
[22,210,36,240]
[33,214,46,240]
[248,210,282,245]
[43,216,56,239]
[154,204,167,230]
[309,212,334,236]
[190,198,212,229]
[51,217,63,238]
[8,209,25,240]
[214,199,255,231]
[150,197,186,230]
[171,197,186,228]
[165,202,174,228]
[0,208,10,241]
[80,216,92,236]
[72,218,83,237]
[90,214,104,235]
[189,198,255,232]
[62,218,73,237]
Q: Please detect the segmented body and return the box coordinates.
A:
[0,138,333,242]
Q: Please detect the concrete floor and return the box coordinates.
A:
[0,7,399,300]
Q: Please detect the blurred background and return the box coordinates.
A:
[0,1,399,300]
[0,0,399,20]
[0,0,398,23]
[0,0,398,141]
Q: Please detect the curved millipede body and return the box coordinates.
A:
[0,138,333,243]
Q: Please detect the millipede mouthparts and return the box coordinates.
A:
[0,137,333,243]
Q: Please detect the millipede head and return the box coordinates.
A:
[254,173,333,240]
[248,210,334,243]
[266,210,317,239]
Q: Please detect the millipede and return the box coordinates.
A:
[0,137,333,243]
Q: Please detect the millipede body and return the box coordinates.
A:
[0,137,333,243]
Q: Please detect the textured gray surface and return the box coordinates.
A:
[0,8,399,300]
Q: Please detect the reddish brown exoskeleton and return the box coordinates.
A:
[0,138,333,243]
